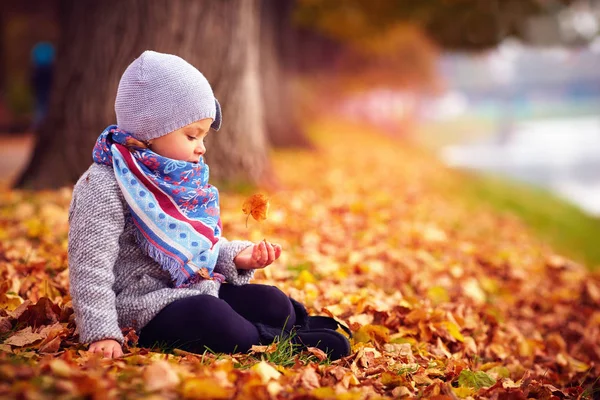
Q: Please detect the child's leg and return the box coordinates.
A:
[218,284,296,331]
[138,294,260,354]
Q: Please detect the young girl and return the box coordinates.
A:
[68,51,350,360]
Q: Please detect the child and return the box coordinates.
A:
[68,51,350,360]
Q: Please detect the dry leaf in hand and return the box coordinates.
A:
[198,267,212,280]
[242,194,270,227]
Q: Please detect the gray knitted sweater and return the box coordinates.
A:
[68,163,254,345]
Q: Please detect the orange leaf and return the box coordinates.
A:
[242,194,270,226]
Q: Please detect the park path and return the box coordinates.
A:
[0,133,34,188]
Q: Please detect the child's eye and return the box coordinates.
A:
[187,135,197,141]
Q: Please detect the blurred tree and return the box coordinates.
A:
[16,0,273,189]
[294,0,553,51]
[260,0,312,148]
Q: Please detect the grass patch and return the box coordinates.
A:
[457,171,600,270]
[250,330,331,369]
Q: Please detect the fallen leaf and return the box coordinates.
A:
[0,317,12,334]
[39,336,62,353]
[143,360,181,392]
[458,369,496,389]
[182,377,232,399]
[3,326,44,347]
[306,346,328,361]
[251,361,281,383]
[17,297,62,328]
[250,344,277,354]
[296,367,320,390]
[7,300,32,319]
[354,324,390,344]
[49,359,74,378]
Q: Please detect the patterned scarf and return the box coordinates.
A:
[92,125,224,287]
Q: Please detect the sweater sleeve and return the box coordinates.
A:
[68,165,125,345]
[214,237,255,285]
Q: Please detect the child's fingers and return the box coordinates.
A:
[265,242,275,265]
[273,244,282,259]
[252,243,260,262]
[256,241,267,266]
[261,241,269,265]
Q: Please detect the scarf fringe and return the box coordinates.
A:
[133,229,194,287]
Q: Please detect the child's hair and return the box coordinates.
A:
[114,50,222,142]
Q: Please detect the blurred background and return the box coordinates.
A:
[0,0,599,217]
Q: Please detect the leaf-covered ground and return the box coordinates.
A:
[1,121,599,399]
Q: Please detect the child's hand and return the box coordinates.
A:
[88,339,123,358]
[234,240,282,270]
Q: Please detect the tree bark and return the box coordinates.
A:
[259,0,312,148]
[15,0,270,189]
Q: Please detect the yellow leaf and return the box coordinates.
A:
[39,279,62,301]
[251,361,281,383]
[24,218,48,239]
[442,321,464,343]
[453,386,476,398]
[242,194,270,225]
[427,286,449,305]
[0,292,24,311]
[354,324,390,344]
[566,355,590,373]
[381,371,405,388]
[311,387,338,399]
[297,270,316,285]
[181,378,232,399]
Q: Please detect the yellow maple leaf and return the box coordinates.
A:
[242,193,270,227]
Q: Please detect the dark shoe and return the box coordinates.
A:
[289,297,352,338]
[294,328,351,361]
[305,316,352,338]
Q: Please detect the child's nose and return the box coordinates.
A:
[195,142,206,155]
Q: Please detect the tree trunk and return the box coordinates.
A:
[15,0,270,189]
[259,0,312,148]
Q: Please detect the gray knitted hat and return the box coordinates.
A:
[115,50,222,141]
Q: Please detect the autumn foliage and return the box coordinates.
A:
[1,121,599,399]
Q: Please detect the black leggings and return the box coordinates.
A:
[137,284,296,354]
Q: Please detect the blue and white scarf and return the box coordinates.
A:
[93,125,223,287]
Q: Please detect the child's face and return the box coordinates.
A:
[148,118,213,163]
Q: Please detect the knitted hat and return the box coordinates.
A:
[115,50,221,141]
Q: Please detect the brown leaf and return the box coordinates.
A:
[0,317,12,334]
[3,326,44,347]
[17,297,62,329]
[327,365,347,381]
[305,346,328,361]
[7,300,32,320]
[39,336,62,353]
[295,367,320,390]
